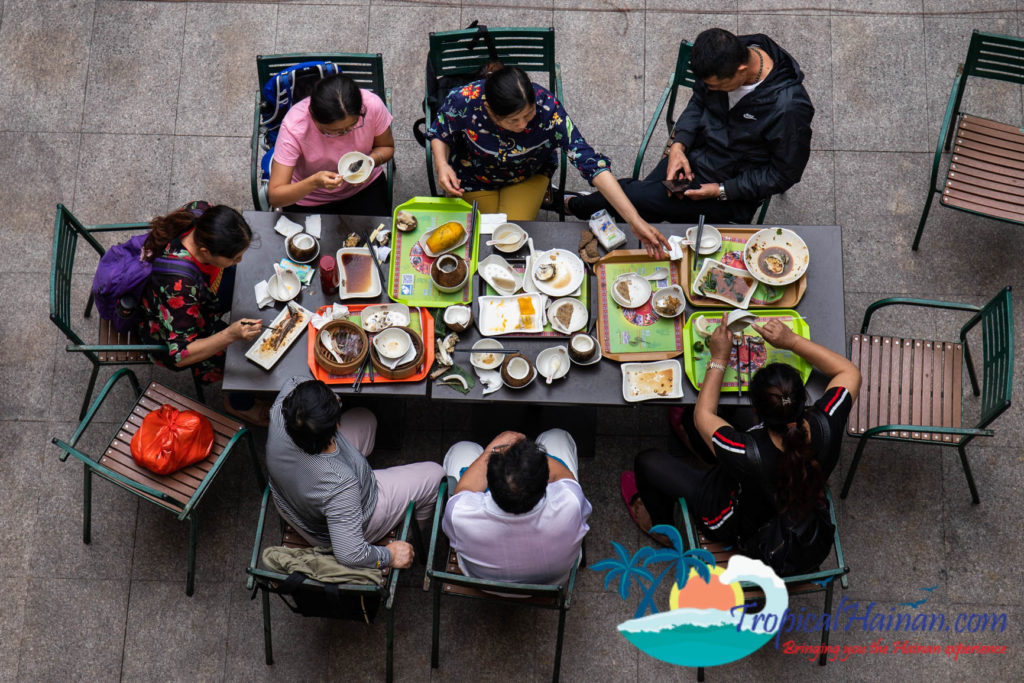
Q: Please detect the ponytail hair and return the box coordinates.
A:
[748,363,823,517]
[483,65,535,117]
[143,204,252,262]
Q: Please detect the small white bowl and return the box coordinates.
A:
[693,315,721,338]
[338,151,374,184]
[492,223,528,253]
[651,285,686,318]
[470,339,505,370]
[268,270,301,302]
[536,346,570,382]
[727,309,758,334]
[373,327,411,360]
[685,224,723,255]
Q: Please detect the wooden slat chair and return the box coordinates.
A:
[632,39,770,224]
[676,490,850,682]
[49,204,206,420]
[842,287,1013,503]
[51,369,259,595]
[424,27,568,218]
[424,480,579,682]
[246,485,413,683]
[250,52,393,212]
[913,30,1024,250]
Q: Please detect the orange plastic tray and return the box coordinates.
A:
[306,304,434,385]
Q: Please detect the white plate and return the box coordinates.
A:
[379,337,419,369]
[621,360,684,402]
[546,297,588,335]
[477,254,523,296]
[244,303,313,370]
[610,273,653,309]
[360,303,411,332]
[743,227,810,286]
[477,294,547,336]
[420,222,469,258]
[691,258,758,309]
[336,247,382,300]
[531,248,585,297]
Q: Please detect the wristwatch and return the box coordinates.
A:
[717,183,727,201]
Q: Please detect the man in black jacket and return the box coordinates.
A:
[568,28,814,225]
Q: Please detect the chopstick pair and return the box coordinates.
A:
[353,359,373,392]
[691,214,706,277]
[452,348,521,356]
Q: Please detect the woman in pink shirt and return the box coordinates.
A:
[268,75,395,215]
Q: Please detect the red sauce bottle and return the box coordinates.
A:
[319,255,339,295]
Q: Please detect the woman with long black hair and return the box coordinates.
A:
[627,319,860,571]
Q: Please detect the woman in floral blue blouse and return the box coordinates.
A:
[427,66,670,257]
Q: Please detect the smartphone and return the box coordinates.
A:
[662,177,701,193]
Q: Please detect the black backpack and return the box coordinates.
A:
[736,410,836,576]
[412,20,499,147]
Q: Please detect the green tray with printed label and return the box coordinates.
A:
[683,309,812,391]
[388,197,479,308]
[682,227,807,308]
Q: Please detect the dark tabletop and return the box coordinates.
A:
[443,221,845,406]
[222,211,429,396]
[224,213,846,406]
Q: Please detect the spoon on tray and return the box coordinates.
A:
[641,267,670,281]
[485,234,522,247]
[545,357,562,385]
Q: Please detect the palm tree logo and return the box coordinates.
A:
[592,525,790,668]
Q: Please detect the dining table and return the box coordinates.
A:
[223,211,846,407]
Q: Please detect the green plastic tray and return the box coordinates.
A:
[387,197,479,308]
[682,309,812,391]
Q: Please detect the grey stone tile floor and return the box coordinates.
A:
[2,0,1023,680]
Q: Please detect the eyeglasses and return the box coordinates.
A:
[316,110,366,137]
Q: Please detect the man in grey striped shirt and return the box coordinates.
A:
[266,377,443,569]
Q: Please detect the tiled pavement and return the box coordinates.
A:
[2,1,1024,680]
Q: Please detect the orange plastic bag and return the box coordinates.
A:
[130,404,215,475]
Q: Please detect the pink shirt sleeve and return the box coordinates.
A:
[362,90,393,138]
[272,102,306,168]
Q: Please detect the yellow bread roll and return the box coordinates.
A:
[426,221,465,254]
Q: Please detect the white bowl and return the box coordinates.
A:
[651,285,686,318]
[743,227,810,286]
[267,270,301,302]
[536,346,570,382]
[492,223,528,253]
[470,339,505,370]
[373,327,411,360]
[685,224,723,255]
[338,151,374,184]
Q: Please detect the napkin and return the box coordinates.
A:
[478,213,507,236]
[311,303,350,330]
[254,280,274,308]
[274,215,303,239]
[374,245,391,263]
[305,214,322,239]
[475,369,503,396]
[666,235,688,261]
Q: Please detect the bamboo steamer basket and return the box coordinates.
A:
[369,326,424,379]
[314,320,368,374]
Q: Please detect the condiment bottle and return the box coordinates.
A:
[319,255,339,295]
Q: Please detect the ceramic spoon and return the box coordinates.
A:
[545,357,562,385]
[485,233,522,247]
[320,329,345,363]
[642,267,670,281]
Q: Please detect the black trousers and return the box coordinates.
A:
[285,173,390,217]
[635,448,712,527]
[568,157,758,225]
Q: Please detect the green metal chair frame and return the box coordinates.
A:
[246,485,414,683]
[423,27,568,219]
[913,31,1024,250]
[250,53,394,213]
[49,203,204,420]
[51,369,258,595]
[632,39,770,225]
[841,286,1013,503]
[676,489,849,681]
[425,479,579,682]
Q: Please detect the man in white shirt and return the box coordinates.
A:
[441,429,592,585]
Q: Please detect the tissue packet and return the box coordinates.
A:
[589,210,627,250]
[279,259,315,284]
